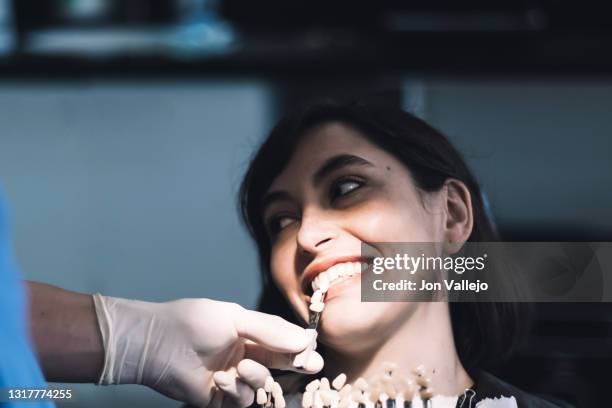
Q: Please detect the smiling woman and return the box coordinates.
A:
[238,101,563,407]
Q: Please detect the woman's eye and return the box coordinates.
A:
[330,178,363,201]
[267,215,296,235]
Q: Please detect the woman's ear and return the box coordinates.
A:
[442,179,473,254]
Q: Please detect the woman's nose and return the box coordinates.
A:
[296,210,338,255]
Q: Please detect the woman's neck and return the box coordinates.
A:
[322,303,473,396]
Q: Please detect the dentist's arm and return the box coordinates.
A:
[27,281,104,382]
[26,281,323,408]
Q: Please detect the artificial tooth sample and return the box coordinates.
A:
[301,391,313,408]
[384,382,397,408]
[354,377,369,392]
[305,379,320,393]
[256,364,448,408]
[275,395,286,408]
[272,382,283,399]
[309,301,325,313]
[338,394,351,408]
[311,290,324,304]
[320,388,333,408]
[420,387,434,408]
[332,373,347,390]
[264,376,274,393]
[319,377,331,393]
[367,383,382,408]
[401,378,415,408]
[312,277,320,291]
[256,388,267,407]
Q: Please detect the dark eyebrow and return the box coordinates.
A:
[261,191,293,216]
[260,154,374,216]
[313,154,374,186]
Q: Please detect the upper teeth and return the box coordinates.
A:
[311,262,363,293]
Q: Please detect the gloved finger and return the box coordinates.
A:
[213,370,254,408]
[233,309,311,353]
[236,358,271,390]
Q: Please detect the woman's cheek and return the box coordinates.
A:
[271,244,306,310]
[350,200,423,242]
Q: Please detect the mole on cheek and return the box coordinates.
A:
[386,166,391,171]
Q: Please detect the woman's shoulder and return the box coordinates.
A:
[474,371,573,408]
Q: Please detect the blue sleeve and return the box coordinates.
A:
[0,191,55,408]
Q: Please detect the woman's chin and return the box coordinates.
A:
[317,294,398,351]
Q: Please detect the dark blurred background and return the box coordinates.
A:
[0,1,611,407]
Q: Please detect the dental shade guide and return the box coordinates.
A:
[260,362,446,408]
[294,292,325,369]
[300,262,364,370]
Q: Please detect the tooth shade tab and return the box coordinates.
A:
[312,277,320,291]
[309,302,324,313]
[314,391,324,407]
[420,387,434,400]
[319,377,331,391]
[272,382,283,397]
[351,388,365,403]
[257,388,267,405]
[354,377,369,392]
[332,373,347,390]
[338,396,351,408]
[264,376,274,392]
[311,290,324,304]
[306,379,320,393]
[275,395,286,408]
[302,391,314,408]
[320,389,333,406]
[338,384,352,397]
[367,386,382,403]
[384,383,397,399]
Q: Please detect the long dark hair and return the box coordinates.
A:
[239,100,529,373]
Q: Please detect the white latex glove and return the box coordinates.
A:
[93,295,323,408]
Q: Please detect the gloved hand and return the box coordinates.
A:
[93,295,323,408]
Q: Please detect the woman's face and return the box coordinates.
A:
[262,122,449,353]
